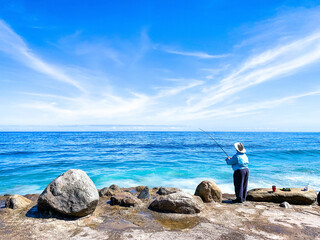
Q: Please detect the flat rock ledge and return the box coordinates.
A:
[149,192,204,214]
[247,188,317,205]
[38,169,99,218]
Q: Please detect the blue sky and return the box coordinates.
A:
[1,0,320,131]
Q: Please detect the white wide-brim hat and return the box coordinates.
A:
[234,142,246,153]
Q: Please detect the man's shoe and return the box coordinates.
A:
[232,199,243,203]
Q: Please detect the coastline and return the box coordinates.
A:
[1,186,320,240]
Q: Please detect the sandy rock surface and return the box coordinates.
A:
[1,192,320,240]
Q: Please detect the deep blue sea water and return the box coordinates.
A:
[0,131,319,195]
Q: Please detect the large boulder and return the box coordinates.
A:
[38,169,99,218]
[194,180,222,203]
[247,188,317,205]
[5,194,32,209]
[149,192,204,214]
[110,193,141,207]
[156,187,181,195]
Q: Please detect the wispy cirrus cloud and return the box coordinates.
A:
[201,89,320,120]
[184,31,320,114]
[159,46,229,59]
[1,5,320,130]
[0,20,85,92]
[154,88,320,122]
[154,80,204,98]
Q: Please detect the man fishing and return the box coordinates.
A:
[199,129,249,203]
[226,142,249,203]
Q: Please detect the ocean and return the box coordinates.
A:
[0,131,319,195]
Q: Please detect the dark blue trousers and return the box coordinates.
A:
[233,168,249,202]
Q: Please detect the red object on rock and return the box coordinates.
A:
[272,185,276,192]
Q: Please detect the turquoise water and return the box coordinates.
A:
[0,131,319,195]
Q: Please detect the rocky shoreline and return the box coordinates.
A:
[1,169,319,240]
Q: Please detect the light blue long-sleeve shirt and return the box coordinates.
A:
[226,152,249,171]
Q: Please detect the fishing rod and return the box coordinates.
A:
[199,128,230,158]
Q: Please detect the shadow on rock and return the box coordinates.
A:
[26,205,79,221]
[222,199,234,204]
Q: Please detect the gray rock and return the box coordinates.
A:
[110,193,141,207]
[247,188,317,205]
[280,201,291,208]
[156,187,181,195]
[194,180,222,203]
[5,194,32,209]
[138,186,150,199]
[23,194,40,202]
[38,169,99,218]
[109,184,121,191]
[149,192,204,214]
[99,187,115,197]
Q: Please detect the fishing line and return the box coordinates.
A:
[199,128,230,158]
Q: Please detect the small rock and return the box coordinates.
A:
[149,192,204,214]
[156,187,181,195]
[194,180,222,203]
[138,187,150,199]
[109,184,121,191]
[5,194,32,209]
[38,169,99,218]
[135,186,145,192]
[110,193,141,207]
[280,201,291,208]
[23,194,40,202]
[99,187,115,197]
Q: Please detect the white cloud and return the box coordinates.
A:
[0,20,84,91]
[154,80,204,98]
[184,31,320,113]
[2,6,320,130]
[163,48,229,59]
